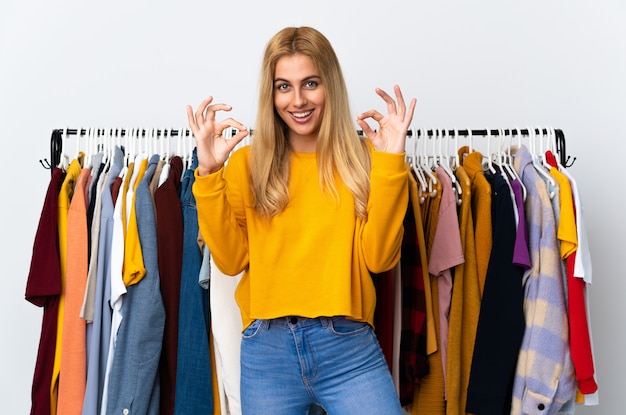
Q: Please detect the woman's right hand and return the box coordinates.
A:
[187,96,249,176]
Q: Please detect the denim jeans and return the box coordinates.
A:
[240,316,403,415]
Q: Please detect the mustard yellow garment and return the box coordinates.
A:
[123,157,148,286]
[192,145,409,330]
[458,147,491,297]
[412,175,445,415]
[445,166,481,415]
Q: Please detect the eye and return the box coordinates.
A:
[275,83,290,92]
[304,80,318,89]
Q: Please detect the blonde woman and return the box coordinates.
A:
[188,26,415,414]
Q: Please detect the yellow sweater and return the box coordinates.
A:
[192,145,409,329]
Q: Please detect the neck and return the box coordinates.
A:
[289,134,317,153]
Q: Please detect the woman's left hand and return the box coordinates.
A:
[357,85,416,154]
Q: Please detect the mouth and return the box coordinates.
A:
[289,110,314,123]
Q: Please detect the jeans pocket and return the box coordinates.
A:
[242,319,265,339]
[328,317,370,336]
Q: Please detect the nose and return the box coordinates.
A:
[293,88,307,107]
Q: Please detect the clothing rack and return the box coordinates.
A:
[42,126,575,175]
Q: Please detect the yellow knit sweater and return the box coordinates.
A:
[192,144,409,330]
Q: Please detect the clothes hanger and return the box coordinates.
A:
[485,128,497,174]
[436,128,462,205]
[419,128,437,198]
[546,126,565,171]
[183,128,192,171]
[450,128,461,171]
[528,126,556,198]
[449,129,463,205]
[495,128,510,180]
[123,127,134,168]
[504,128,527,201]
[56,127,70,170]
[160,128,169,161]
[410,128,428,203]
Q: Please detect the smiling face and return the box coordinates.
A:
[273,53,325,153]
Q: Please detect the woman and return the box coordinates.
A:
[188,26,415,414]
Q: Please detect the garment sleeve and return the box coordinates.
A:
[361,150,409,273]
[192,151,250,276]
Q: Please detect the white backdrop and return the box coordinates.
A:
[1,1,624,413]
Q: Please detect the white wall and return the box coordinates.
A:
[1,1,624,413]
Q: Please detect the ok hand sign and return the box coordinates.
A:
[187,96,249,176]
[357,85,416,154]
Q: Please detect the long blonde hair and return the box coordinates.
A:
[250,26,371,218]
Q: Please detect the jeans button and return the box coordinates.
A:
[289,317,298,324]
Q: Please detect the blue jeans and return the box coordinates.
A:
[240,316,403,415]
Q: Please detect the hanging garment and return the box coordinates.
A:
[465,172,525,414]
[57,167,91,413]
[81,157,106,323]
[155,155,184,415]
[412,176,445,415]
[51,157,82,415]
[458,147,492,298]
[105,154,166,415]
[510,177,532,270]
[83,146,124,414]
[397,172,429,406]
[174,150,214,414]
[545,152,598,398]
[210,256,243,415]
[444,165,481,415]
[373,267,395,372]
[510,145,576,414]
[101,156,146,413]
[25,167,65,415]
[101,159,134,413]
[429,166,464,397]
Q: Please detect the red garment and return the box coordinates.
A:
[398,195,429,405]
[155,157,184,415]
[373,268,394,371]
[546,150,598,394]
[25,167,65,415]
[111,176,123,206]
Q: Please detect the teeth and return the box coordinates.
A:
[292,111,312,118]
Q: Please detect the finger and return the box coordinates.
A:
[394,85,407,118]
[195,96,213,118]
[375,88,397,114]
[356,118,375,138]
[202,103,233,123]
[358,110,384,123]
[186,105,198,132]
[218,117,248,132]
[404,97,417,126]
[226,129,250,150]
[195,97,213,122]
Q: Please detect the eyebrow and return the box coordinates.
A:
[273,75,321,84]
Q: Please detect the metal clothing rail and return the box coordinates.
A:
[42,126,575,174]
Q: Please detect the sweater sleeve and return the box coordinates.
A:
[192,151,250,276]
[361,149,409,273]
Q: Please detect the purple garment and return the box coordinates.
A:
[510,178,531,270]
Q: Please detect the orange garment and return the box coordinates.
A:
[52,158,82,415]
[445,166,481,415]
[57,168,91,414]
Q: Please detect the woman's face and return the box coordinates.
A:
[273,53,325,152]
